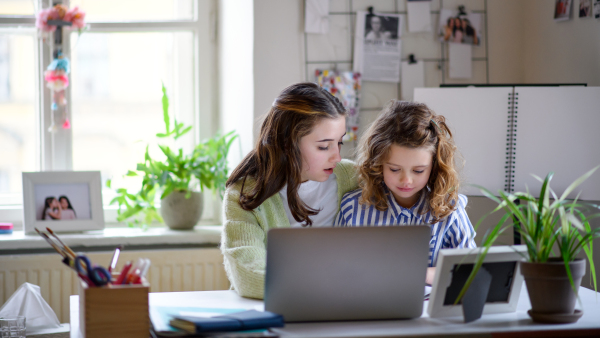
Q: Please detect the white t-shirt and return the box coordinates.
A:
[279,174,339,227]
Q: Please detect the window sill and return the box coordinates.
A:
[0,225,223,255]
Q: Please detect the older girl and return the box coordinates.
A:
[222,83,358,299]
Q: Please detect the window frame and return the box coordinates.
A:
[0,0,220,228]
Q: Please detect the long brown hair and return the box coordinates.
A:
[226,82,346,226]
[356,100,460,222]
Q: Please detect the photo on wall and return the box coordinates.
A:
[438,9,482,46]
[554,0,573,21]
[593,0,600,18]
[22,171,105,233]
[364,13,400,40]
[579,0,592,17]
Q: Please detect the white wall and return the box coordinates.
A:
[487,0,524,83]
[522,0,600,86]
[253,0,305,139]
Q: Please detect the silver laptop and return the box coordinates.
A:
[264,226,430,322]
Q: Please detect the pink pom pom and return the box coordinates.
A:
[62,118,71,129]
[36,8,57,32]
[64,6,86,29]
[44,70,69,91]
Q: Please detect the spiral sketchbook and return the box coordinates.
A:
[414,86,600,200]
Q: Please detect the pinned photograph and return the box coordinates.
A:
[579,0,592,17]
[364,13,400,40]
[438,9,482,46]
[22,171,105,233]
[353,11,403,83]
[554,0,572,21]
[593,0,600,18]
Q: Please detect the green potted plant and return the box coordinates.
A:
[458,166,600,323]
[108,84,237,230]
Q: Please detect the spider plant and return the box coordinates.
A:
[456,166,600,303]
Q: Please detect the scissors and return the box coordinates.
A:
[74,255,111,287]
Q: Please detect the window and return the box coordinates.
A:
[0,31,37,204]
[0,0,218,226]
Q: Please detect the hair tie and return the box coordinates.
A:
[430,119,441,132]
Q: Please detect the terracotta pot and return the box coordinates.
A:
[520,258,585,316]
[160,191,203,230]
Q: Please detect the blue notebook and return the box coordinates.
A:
[169,310,284,333]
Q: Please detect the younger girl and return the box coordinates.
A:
[222,82,358,299]
[334,100,476,284]
[42,197,60,220]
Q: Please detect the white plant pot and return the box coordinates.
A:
[160,191,203,230]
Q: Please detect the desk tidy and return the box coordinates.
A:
[36,227,151,337]
[78,277,149,338]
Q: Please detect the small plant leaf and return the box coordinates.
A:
[559,165,599,201]
[162,82,170,134]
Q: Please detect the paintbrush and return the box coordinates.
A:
[35,228,67,258]
[46,227,77,258]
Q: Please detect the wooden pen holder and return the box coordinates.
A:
[78,278,149,338]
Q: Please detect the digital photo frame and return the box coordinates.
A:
[427,245,528,318]
[22,171,105,234]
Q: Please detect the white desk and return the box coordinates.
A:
[70,286,600,338]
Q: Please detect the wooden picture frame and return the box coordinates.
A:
[22,171,105,234]
[427,245,527,318]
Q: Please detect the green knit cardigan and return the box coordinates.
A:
[221,159,358,299]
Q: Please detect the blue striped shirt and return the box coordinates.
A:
[334,187,476,267]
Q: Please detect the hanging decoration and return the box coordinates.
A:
[315,69,362,142]
[36,4,86,34]
[45,55,71,130]
[35,3,86,133]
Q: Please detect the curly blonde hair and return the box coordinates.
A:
[356,100,460,222]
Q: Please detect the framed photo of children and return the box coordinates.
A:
[22,171,105,234]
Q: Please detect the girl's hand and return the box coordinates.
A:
[426,267,436,285]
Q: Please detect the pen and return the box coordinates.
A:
[115,261,133,285]
[125,258,147,284]
[108,245,123,274]
[132,259,151,284]
[123,258,144,284]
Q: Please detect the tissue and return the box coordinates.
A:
[0,282,61,332]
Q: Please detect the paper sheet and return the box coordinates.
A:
[407,0,432,32]
[401,60,425,101]
[448,43,472,79]
[305,0,329,34]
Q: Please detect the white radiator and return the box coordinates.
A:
[0,248,229,323]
